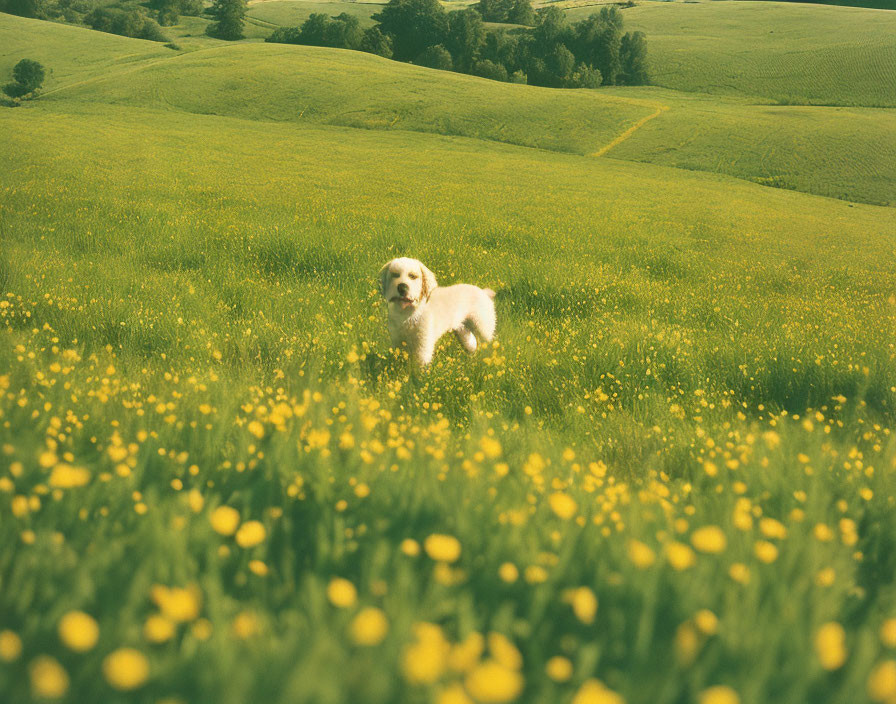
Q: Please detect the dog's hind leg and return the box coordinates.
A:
[454,326,477,353]
[466,297,496,342]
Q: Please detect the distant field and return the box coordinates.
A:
[601,88,896,206]
[0,14,172,89]
[568,1,896,107]
[247,0,381,27]
[52,42,659,155]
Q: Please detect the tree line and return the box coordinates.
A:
[265,0,649,88]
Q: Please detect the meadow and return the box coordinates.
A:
[2,4,896,704]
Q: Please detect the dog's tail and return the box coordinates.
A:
[483,288,496,299]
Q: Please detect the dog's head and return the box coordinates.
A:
[377,257,437,311]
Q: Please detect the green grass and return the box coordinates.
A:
[2,9,896,704]
[567,1,896,107]
[246,0,382,28]
[599,87,896,206]
[0,14,173,90]
[51,42,659,155]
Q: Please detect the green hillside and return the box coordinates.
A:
[52,42,658,155]
[0,14,172,89]
[568,1,896,107]
[600,88,896,206]
[246,0,381,28]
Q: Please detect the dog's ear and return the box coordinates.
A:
[420,264,438,300]
[377,262,391,297]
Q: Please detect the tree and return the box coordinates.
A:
[208,0,246,40]
[417,44,453,70]
[372,0,449,62]
[481,30,520,74]
[533,6,569,55]
[569,63,601,88]
[571,12,621,84]
[547,43,575,86]
[3,59,46,99]
[619,30,648,84]
[360,27,393,58]
[445,9,485,73]
[13,59,46,92]
[157,0,180,26]
[325,13,364,50]
[472,58,508,82]
[506,0,535,26]
[2,0,45,18]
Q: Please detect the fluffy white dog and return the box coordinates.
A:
[378,257,496,366]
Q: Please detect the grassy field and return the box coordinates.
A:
[573,1,896,107]
[247,0,382,28]
[2,7,896,704]
[599,88,896,206]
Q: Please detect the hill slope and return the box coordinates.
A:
[568,0,896,107]
[51,42,658,155]
[0,13,172,89]
[600,88,896,206]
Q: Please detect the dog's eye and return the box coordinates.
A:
[391,273,399,278]
[409,273,418,280]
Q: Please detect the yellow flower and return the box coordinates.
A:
[548,492,578,519]
[627,540,656,568]
[572,678,625,704]
[449,632,484,672]
[754,541,779,564]
[247,420,265,439]
[815,622,847,670]
[488,632,523,670]
[666,542,697,570]
[758,517,787,539]
[327,577,358,608]
[546,655,573,682]
[235,520,266,548]
[479,436,502,459]
[698,685,740,704]
[694,609,719,636]
[58,610,99,652]
[349,607,389,646]
[675,622,700,666]
[151,585,201,622]
[48,464,90,488]
[402,623,449,684]
[880,619,896,648]
[210,506,240,536]
[728,563,751,584]
[437,683,475,704]
[102,648,150,690]
[187,489,204,513]
[232,611,259,639]
[867,660,896,702]
[144,614,176,643]
[465,661,524,703]
[30,655,70,699]
[566,587,598,625]
[248,559,269,576]
[424,534,462,563]
[691,526,727,554]
[401,538,421,556]
[498,562,519,583]
[0,630,23,661]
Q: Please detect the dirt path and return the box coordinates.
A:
[591,102,669,157]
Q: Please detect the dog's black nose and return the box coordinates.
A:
[397,283,409,295]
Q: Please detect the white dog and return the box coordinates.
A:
[378,257,496,366]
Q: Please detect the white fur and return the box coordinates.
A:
[378,257,496,366]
